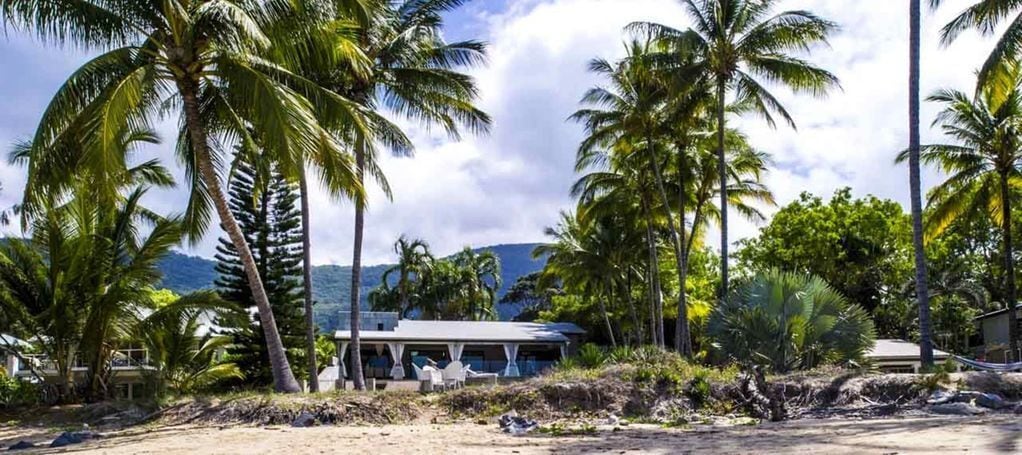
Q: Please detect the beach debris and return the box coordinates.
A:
[929,402,988,416]
[7,441,34,451]
[926,390,956,405]
[738,365,785,422]
[291,411,318,427]
[499,412,538,435]
[606,413,620,426]
[927,390,1008,409]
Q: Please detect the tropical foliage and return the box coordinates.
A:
[369,238,501,321]
[708,270,876,372]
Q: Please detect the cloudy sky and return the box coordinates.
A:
[0,0,1006,265]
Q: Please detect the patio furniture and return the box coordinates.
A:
[442,361,467,389]
[466,367,499,386]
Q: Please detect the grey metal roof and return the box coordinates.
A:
[0,334,30,349]
[974,304,1021,321]
[334,320,582,343]
[865,339,951,360]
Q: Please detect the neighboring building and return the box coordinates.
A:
[973,305,1021,363]
[866,339,953,373]
[333,312,584,382]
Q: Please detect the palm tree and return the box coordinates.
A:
[708,269,876,372]
[536,212,622,347]
[0,0,376,393]
[319,0,490,390]
[936,0,1022,86]
[381,236,433,317]
[898,68,1022,360]
[139,291,246,396]
[451,248,502,321]
[909,0,935,369]
[632,0,838,299]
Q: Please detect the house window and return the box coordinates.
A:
[377,323,384,331]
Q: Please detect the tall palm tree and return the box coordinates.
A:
[0,0,375,393]
[897,68,1022,360]
[632,0,838,299]
[909,0,935,369]
[451,248,502,321]
[936,0,1022,86]
[323,0,490,390]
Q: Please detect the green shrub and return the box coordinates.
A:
[685,371,712,408]
[0,374,40,408]
[576,343,607,368]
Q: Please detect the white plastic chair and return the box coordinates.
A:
[442,361,466,389]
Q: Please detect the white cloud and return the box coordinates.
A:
[0,0,1006,265]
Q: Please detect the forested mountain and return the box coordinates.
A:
[155,243,546,331]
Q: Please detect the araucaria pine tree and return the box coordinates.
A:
[215,157,308,386]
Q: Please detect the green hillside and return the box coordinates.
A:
[155,243,546,331]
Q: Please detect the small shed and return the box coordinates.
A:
[865,339,952,373]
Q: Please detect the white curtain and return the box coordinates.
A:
[559,343,567,360]
[503,343,520,377]
[447,342,465,363]
[387,342,406,379]
[339,342,349,378]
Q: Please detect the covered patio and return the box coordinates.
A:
[333,318,584,382]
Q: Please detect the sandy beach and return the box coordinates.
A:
[2,415,1018,454]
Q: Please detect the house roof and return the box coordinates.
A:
[866,339,951,361]
[974,305,1022,321]
[334,320,583,344]
[0,334,30,349]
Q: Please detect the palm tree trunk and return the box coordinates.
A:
[716,77,730,301]
[646,135,691,356]
[645,218,665,348]
[676,147,692,356]
[349,140,367,391]
[179,79,301,393]
[909,0,935,368]
[1001,172,1020,361]
[623,276,644,345]
[299,167,319,392]
[592,292,617,347]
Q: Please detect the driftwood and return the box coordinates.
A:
[739,365,785,421]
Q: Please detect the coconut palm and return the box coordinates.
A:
[936,0,1022,86]
[908,0,936,369]
[314,0,490,390]
[536,212,623,347]
[380,236,433,317]
[631,0,838,299]
[708,269,876,372]
[897,68,1022,360]
[138,291,246,396]
[0,0,381,393]
[451,248,502,321]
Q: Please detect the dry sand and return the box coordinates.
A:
[1,415,1019,454]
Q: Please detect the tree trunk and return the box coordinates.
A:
[1001,172,1020,361]
[647,134,692,356]
[299,167,319,392]
[909,0,935,368]
[676,145,692,355]
[643,209,665,348]
[178,78,301,393]
[349,140,367,390]
[716,77,730,301]
[623,277,644,346]
[592,292,617,348]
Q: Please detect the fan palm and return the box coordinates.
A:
[897,68,1022,360]
[0,0,379,393]
[708,269,876,372]
[631,0,838,299]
